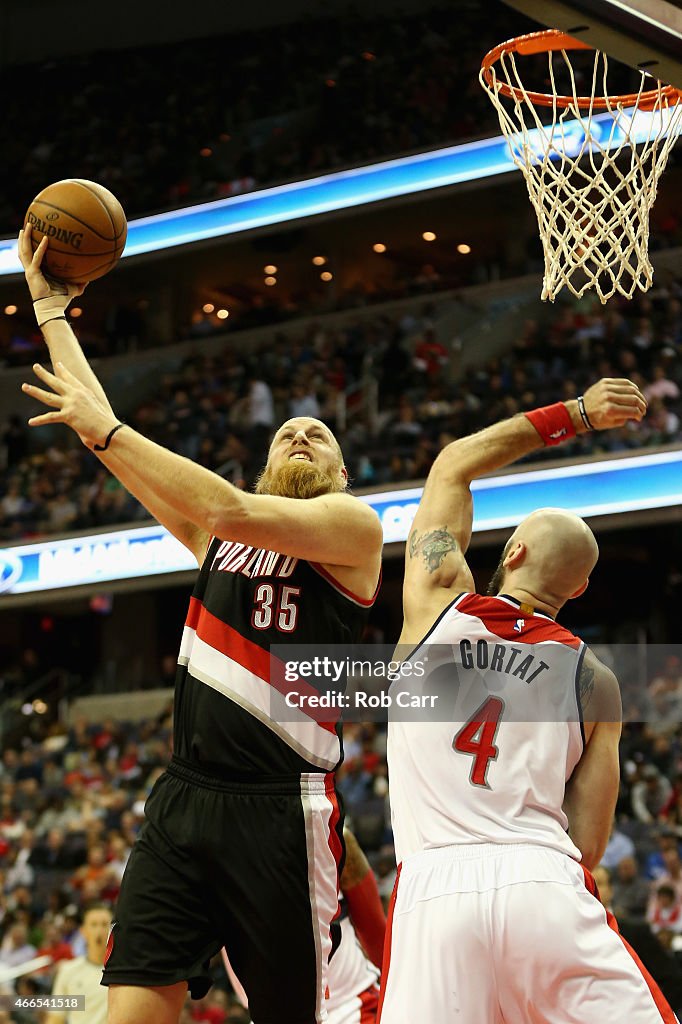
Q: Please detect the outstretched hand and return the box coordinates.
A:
[582,378,647,431]
[22,362,118,450]
[17,223,87,305]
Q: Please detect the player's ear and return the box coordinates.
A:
[569,578,589,600]
[504,541,525,568]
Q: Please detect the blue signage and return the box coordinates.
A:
[0,525,196,597]
[0,449,680,597]
[0,107,677,276]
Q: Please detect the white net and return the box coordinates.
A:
[480,39,682,303]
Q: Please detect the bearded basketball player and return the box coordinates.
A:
[379,380,679,1023]
[18,227,383,1024]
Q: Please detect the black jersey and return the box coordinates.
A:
[173,537,378,778]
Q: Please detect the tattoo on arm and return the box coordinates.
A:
[408,527,459,573]
[579,662,595,712]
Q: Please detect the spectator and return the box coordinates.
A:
[46,903,112,1024]
[600,822,636,870]
[643,365,680,403]
[663,786,682,838]
[336,758,373,808]
[631,765,674,823]
[69,844,111,895]
[35,923,75,971]
[642,397,680,443]
[412,326,448,380]
[0,922,36,972]
[644,829,682,881]
[611,856,651,919]
[648,884,682,934]
[31,828,80,870]
[657,847,682,902]
[288,382,321,419]
[0,479,27,523]
[4,831,35,892]
[105,835,130,884]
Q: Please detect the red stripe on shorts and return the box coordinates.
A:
[376,863,402,1024]
[582,865,677,1024]
[325,776,344,934]
[326,776,343,877]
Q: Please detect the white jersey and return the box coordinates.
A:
[388,593,585,864]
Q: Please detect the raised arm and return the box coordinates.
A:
[402,381,647,635]
[19,228,110,408]
[18,228,210,563]
[21,362,382,569]
[563,649,623,870]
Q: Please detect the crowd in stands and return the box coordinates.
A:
[1,5,681,1019]
[0,655,681,1019]
[0,707,250,1021]
[1,273,682,543]
[0,2,500,226]
[0,1,648,231]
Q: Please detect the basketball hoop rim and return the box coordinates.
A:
[480,28,682,112]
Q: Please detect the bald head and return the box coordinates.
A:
[489,509,599,612]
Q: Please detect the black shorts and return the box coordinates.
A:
[102,756,345,1024]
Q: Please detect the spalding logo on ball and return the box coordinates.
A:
[24,179,128,284]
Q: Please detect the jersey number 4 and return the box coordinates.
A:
[452,696,505,789]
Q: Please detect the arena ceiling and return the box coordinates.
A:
[0,0,440,66]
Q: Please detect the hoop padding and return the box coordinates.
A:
[480,30,682,303]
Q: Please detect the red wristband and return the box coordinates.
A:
[524,402,576,447]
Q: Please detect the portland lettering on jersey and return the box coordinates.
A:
[210,540,298,579]
[459,638,550,684]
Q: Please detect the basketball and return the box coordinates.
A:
[24,179,127,284]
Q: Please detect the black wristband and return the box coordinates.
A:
[577,396,595,431]
[93,422,125,452]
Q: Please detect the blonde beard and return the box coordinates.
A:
[255,460,346,499]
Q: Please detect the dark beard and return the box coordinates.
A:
[254,460,345,499]
[486,540,511,596]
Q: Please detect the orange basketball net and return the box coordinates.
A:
[480,29,682,303]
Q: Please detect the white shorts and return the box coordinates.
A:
[328,984,380,1024]
[378,844,678,1024]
